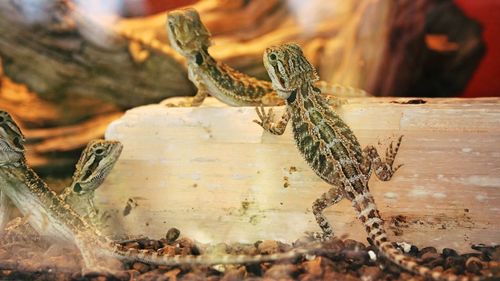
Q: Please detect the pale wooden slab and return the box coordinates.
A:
[98,97,500,252]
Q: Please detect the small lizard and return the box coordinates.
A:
[0,110,328,271]
[253,43,483,281]
[0,110,23,233]
[166,8,367,107]
[60,139,123,229]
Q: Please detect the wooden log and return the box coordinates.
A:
[0,0,194,109]
[97,97,500,252]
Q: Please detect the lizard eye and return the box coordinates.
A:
[94,147,105,156]
[0,116,4,123]
[73,182,82,193]
[269,53,277,61]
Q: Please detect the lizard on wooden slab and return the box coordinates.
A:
[60,139,123,230]
[253,43,490,281]
[0,110,331,272]
[166,8,368,107]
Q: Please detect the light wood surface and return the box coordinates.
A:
[98,97,500,252]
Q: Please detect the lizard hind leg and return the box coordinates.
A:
[309,186,344,241]
[362,135,404,181]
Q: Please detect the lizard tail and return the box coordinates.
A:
[351,191,481,281]
[104,241,322,266]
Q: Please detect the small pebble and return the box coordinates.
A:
[419,246,437,257]
[303,257,323,277]
[368,250,377,262]
[220,266,246,281]
[166,227,181,243]
[360,266,382,281]
[465,256,483,274]
[258,240,280,255]
[396,242,412,253]
[264,264,297,279]
[442,248,458,257]
[132,262,150,273]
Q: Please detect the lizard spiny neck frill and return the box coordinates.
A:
[254,43,482,281]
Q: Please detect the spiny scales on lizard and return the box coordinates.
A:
[60,139,123,230]
[253,43,485,281]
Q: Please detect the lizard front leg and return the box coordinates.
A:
[361,135,404,181]
[187,65,209,107]
[253,106,290,135]
[164,66,209,107]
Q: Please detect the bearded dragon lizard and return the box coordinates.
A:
[253,43,485,281]
[60,139,123,229]
[166,8,367,107]
[0,110,327,272]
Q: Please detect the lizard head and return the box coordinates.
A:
[70,139,123,195]
[0,110,25,165]
[263,43,319,99]
[166,8,211,56]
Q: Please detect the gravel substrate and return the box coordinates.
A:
[0,226,498,281]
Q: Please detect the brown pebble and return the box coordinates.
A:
[258,240,280,255]
[221,266,246,281]
[465,256,483,274]
[444,256,465,272]
[158,245,176,256]
[264,264,297,279]
[303,257,323,277]
[323,270,360,281]
[132,262,150,273]
[419,246,437,257]
[421,251,441,261]
[181,272,205,281]
[442,248,458,257]
[143,239,161,250]
[166,228,181,243]
[322,238,345,254]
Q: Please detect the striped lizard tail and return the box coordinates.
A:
[352,191,482,281]
[103,240,323,266]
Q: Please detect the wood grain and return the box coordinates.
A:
[97,97,500,252]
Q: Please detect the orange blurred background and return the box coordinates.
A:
[128,0,499,98]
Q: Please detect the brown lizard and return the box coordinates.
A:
[0,110,23,233]
[60,139,123,229]
[0,110,327,272]
[166,8,367,107]
[253,43,485,281]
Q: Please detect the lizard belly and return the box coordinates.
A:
[0,170,75,244]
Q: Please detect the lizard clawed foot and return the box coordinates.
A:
[386,135,404,170]
[253,106,275,131]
